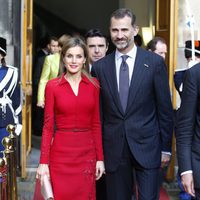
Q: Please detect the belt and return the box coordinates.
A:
[57,128,91,132]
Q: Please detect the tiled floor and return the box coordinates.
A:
[164,182,180,200]
[17,135,40,199]
[17,135,181,200]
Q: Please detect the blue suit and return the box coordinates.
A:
[0,65,21,157]
[92,47,174,200]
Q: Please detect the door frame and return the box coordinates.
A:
[20,0,33,178]
[155,0,178,181]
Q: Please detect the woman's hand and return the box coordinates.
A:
[36,164,50,183]
[95,161,105,180]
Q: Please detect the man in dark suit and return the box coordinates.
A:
[173,41,200,200]
[147,36,171,191]
[91,8,173,200]
[32,36,58,136]
[176,62,200,199]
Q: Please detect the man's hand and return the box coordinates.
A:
[161,153,170,168]
[37,101,45,108]
[181,173,195,197]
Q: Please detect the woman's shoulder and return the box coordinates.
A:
[90,77,100,91]
[91,77,99,84]
[87,76,100,86]
[82,74,100,90]
[46,77,60,88]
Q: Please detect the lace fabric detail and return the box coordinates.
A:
[83,159,96,200]
[40,113,55,163]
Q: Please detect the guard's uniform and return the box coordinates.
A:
[0,64,21,157]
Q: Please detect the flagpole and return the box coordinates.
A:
[185,0,195,61]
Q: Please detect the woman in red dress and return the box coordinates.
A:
[36,37,105,200]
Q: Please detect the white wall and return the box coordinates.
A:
[124,0,155,46]
[124,0,153,28]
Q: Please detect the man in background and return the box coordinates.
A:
[37,34,70,109]
[33,36,59,82]
[36,34,70,138]
[85,29,109,72]
[147,36,171,194]
[32,36,59,136]
[134,34,143,47]
[146,36,167,60]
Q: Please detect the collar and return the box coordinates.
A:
[89,63,92,72]
[0,64,6,69]
[115,45,137,60]
[58,73,90,85]
[42,48,49,55]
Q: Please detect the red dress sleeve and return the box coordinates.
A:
[40,80,55,163]
[92,80,104,161]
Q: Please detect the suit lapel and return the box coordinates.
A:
[102,52,124,115]
[126,47,146,114]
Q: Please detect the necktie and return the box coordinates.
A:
[119,55,129,112]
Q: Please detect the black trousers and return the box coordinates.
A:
[32,106,44,136]
[195,189,200,200]
[105,138,160,200]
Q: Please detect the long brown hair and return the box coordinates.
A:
[0,52,6,66]
[59,36,99,87]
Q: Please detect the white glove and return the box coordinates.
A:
[15,124,22,136]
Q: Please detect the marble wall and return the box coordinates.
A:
[175,0,200,108]
[0,0,14,65]
[0,0,21,67]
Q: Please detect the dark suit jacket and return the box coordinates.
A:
[176,63,200,188]
[174,69,187,98]
[32,50,47,134]
[32,50,47,104]
[92,47,173,172]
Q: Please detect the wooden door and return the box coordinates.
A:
[21,0,33,178]
[155,0,178,181]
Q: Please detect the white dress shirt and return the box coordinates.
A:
[115,45,137,90]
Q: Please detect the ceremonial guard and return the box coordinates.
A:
[0,37,21,157]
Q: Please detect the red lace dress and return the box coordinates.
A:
[39,74,104,200]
